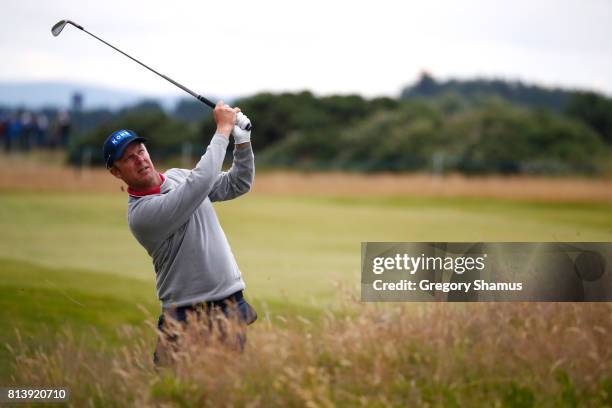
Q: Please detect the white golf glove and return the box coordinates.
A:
[232,112,252,144]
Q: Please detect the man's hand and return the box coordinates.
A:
[232,112,252,145]
[214,101,238,138]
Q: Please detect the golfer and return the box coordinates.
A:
[102,102,257,364]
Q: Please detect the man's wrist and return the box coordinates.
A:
[216,126,233,138]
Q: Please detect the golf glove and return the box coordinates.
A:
[232,112,252,144]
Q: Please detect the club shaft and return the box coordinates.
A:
[79,27,216,109]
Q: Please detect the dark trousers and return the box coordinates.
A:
[153,291,257,366]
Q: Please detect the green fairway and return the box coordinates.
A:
[1,191,612,380]
[2,192,612,303]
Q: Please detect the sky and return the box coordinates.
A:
[2,0,612,99]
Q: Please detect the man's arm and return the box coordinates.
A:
[208,142,254,202]
[128,102,237,241]
[208,112,254,202]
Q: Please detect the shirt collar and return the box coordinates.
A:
[127,173,165,197]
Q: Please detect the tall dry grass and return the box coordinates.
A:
[2,152,612,203]
[7,301,612,407]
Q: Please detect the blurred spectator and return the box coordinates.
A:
[57,110,71,148]
[0,113,7,151]
[6,113,22,153]
[20,111,34,151]
[35,113,49,147]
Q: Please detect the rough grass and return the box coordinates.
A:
[8,302,612,407]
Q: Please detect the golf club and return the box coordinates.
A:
[51,19,251,130]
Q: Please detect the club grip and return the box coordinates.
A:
[197,95,216,109]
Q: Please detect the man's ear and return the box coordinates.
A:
[109,166,122,179]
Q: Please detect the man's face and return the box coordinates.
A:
[109,142,158,189]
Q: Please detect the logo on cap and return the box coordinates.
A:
[111,130,131,146]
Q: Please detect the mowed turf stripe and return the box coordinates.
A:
[2,192,612,311]
[0,258,160,334]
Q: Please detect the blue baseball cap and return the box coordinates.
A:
[102,129,146,168]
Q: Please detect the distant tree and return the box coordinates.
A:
[566,91,612,144]
[444,106,605,174]
[203,91,399,153]
[73,109,114,134]
[119,99,164,116]
[401,73,572,111]
[173,99,208,123]
[407,72,438,97]
[334,102,444,171]
[370,97,401,111]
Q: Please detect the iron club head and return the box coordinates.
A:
[51,20,83,37]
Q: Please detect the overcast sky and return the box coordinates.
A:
[2,0,611,98]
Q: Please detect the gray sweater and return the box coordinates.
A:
[127,134,254,309]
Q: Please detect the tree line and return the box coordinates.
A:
[68,74,612,175]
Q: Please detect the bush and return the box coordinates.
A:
[445,106,606,174]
